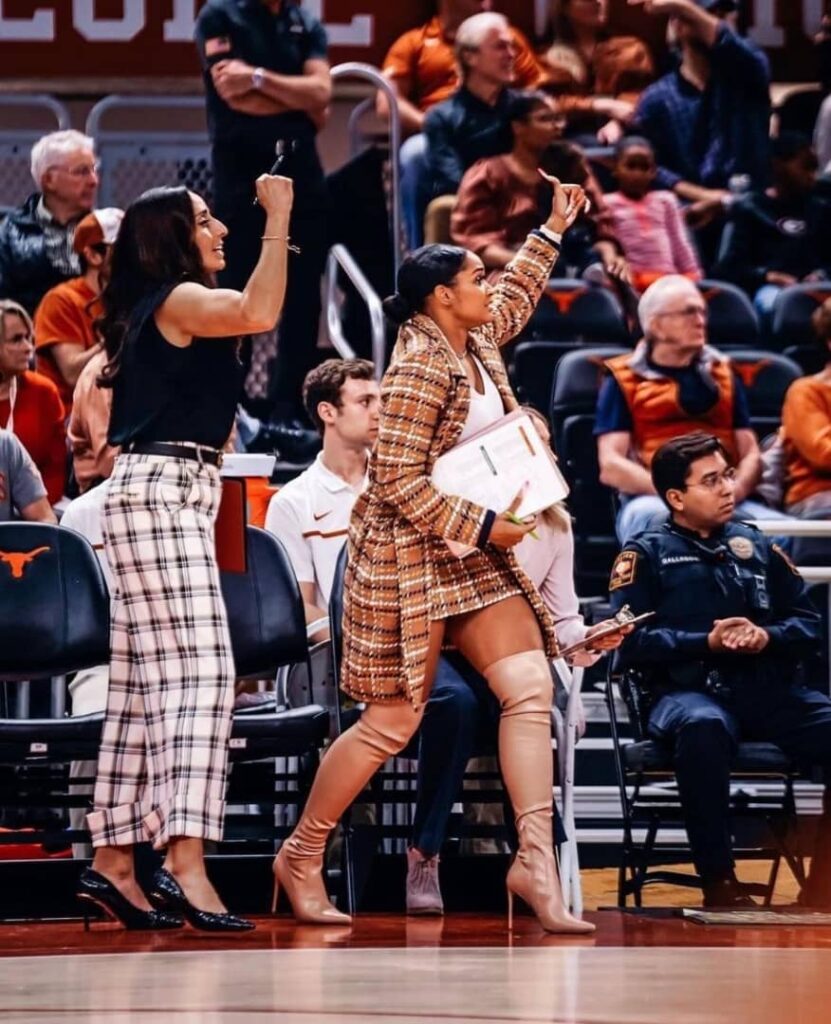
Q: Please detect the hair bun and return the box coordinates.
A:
[382,293,413,326]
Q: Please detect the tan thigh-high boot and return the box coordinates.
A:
[484,651,595,934]
[273,701,423,924]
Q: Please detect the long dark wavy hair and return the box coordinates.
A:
[97,186,210,386]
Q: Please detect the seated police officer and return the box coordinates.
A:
[609,431,831,908]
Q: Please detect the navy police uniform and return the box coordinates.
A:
[610,519,831,897]
[195,0,330,418]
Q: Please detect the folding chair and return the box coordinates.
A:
[606,662,805,907]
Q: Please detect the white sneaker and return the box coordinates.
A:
[406,847,444,916]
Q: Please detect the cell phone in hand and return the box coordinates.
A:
[252,140,297,205]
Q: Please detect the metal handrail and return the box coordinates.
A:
[85,95,207,140]
[751,518,831,680]
[0,94,70,131]
[331,62,402,278]
[324,243,385,380]
[346,96,375,157]
[751,519,831,539]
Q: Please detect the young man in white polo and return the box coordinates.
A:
[265,358,380,638]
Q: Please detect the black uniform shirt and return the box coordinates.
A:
[608,520,821,691]
[195,0,328,148]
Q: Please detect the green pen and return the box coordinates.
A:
[504,510,540,541]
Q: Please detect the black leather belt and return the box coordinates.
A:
[125,442,223,467]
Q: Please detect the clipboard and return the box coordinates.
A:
[558,610,655,659]
[432,410,569,519]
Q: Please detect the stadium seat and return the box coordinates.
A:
[512,282,629,413]
[550,346,627,595]
[696,279,760,348]
[727,350,802,439]
[0,524,329,867]
[0,523,108,682]
[423,194,456,245]
[783,344,828,376]
[775,85,824,137]
[770,283,831,350]
[524,280,629,343]
[607,663,804,907]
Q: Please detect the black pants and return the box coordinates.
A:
[212,139,329,418]
[649,683,831,898]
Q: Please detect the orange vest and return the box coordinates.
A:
[606,352,738,467]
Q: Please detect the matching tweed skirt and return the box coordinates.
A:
[87,452,235,849]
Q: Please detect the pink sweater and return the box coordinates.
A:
[605,191,701,278]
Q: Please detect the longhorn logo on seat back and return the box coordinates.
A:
[0,546,51,579]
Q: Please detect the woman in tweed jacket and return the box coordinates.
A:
[275,175,594,934]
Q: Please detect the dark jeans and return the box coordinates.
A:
[649,683,831,896]
[212,140,329,419]
[412,653,566,856]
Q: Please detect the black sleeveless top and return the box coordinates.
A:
[108,288,242,450]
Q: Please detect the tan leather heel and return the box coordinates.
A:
[272,842,352,925]
[506,810,595,935]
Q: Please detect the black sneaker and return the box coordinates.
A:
[702,878,759,908]
[247,418,320,464]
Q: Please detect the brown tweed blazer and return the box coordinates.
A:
[342,231,562,706]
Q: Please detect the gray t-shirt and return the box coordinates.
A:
[0,429,47,520]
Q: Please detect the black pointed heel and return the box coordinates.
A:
[148,868,255,932]
[77,868,183,931]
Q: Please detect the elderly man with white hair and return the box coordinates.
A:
[422,11,521,209]
[596,274,782,544]
[0,129,99,314]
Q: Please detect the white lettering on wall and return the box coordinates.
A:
[73,0,145,42]
[0,1,54,41]
[748,0,784,46]
[804,0,824,37]
[0,2,818,55]
[163,0,197,42]
[305,0,372,46]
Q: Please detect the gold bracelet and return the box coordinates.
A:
[261,235,301,253]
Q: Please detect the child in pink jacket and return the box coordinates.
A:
[605,136,702,293]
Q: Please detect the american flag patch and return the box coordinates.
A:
[205,36,232,57]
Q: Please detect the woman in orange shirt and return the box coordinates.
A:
[0,300,66,504]
[540,0,655,142]
[782,301,831,519]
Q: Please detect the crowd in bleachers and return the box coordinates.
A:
[2,0,831,919]
[0,2,828,548]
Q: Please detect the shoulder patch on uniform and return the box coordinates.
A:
[772,542,801,576]
[610,550,638,591]
[204,36,232,57]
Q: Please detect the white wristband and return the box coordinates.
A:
[538,224,563,246]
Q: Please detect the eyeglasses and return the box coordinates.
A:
[658,305,707,320]
[50,160,100,179]
[687,467,737,492]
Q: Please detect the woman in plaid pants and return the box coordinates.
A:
[78,174,293,932]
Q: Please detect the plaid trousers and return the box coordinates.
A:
[87,452,235,849]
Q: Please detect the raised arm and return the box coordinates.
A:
[484,176,586,347]
[157,175,293,341]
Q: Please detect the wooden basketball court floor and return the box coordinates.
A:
[2,867,831,1024]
